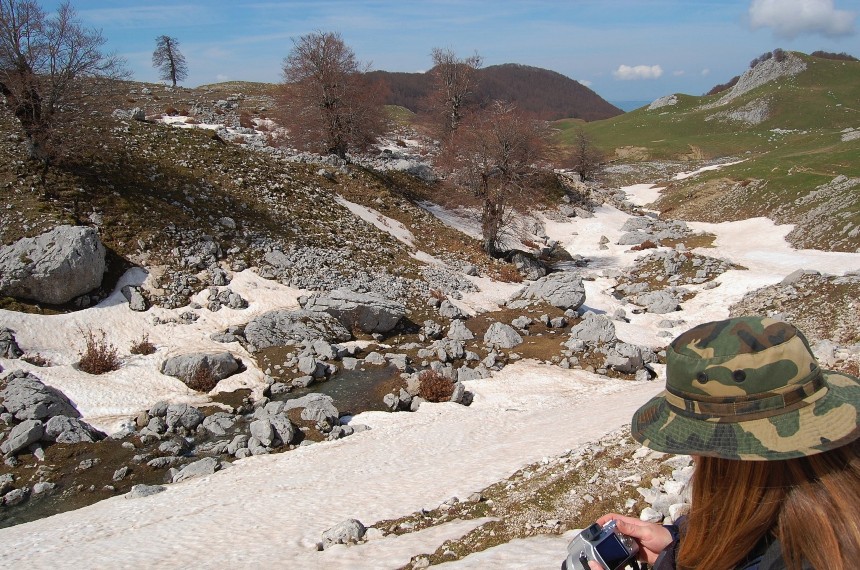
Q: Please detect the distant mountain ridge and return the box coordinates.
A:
[369,63,623,122]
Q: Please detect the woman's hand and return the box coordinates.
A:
[590,513,674,566]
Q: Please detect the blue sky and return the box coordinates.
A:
[46,0,859,103]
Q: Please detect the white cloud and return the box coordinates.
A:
[578,79,593,87]
[216,74,230,82]
[673,70,686,76]
[612,64,663,81]
[749,0,856,38]
[701,68,711,76]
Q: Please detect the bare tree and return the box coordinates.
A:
[0,0,127,165]
[442,101,547,255]
[567,129,603,181]
[152,35,187,87]
[277,31,386,159]
[427,47,482,135]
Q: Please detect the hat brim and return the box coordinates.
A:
[631,369,860,460]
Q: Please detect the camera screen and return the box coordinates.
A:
[596,535,631,568]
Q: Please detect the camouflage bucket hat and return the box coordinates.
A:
[632,316,860,460]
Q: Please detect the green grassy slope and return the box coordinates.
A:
[554,52,860,251]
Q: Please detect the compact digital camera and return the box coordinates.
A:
[562,519,639,570]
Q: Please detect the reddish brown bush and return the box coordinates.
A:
[239,111,254,128]
[78,329,121,375]
[631,240,658,251]
[496,264,524,283]
[187,365,218,392]
[164,106,179,116]
[418,370,455,403]
[129,333,156,355]
[429,289,446,301]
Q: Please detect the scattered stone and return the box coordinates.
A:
[321,518,367,549]
[0,225,106,304]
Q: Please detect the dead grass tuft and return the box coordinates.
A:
[78,328,121,374]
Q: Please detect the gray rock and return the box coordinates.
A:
[568,313,617,346]
[164,404,205,431]
[227,435,249,456]
[32,481,56,494]
[160,352,240,384]
[321,518,367,549]
[0,474,13,495]
[268,414,296,446]
[244,309,352,350]
[446,320,474,341]
[274,393,339,425]
[603,343,645,374]
[457,365,490,382]
[617,231,652,246]
[516,272,586,310]
[0,225,106,304]
[125,484,166,499]
[0,419,44,455]
[0,329,23,359]
[250,418,276,447]
[780,268,806,286]
[0,372,80,421]
[484,322,523,349]
[438,300,465,320]
[201,412,236,437]
[511,316,532,330]
[146,416,167,434]
[635,291,679,314]
[511,251,547,281]
[159,438,190,456]
[43,415,105,444]
[300,289,405,333]
[3,487,28,506]
[172,457,220,483]
[149,401,169,418]
[121,285,147,312]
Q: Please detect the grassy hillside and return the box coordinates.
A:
[554,52,860,251]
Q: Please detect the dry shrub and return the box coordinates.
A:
[22,353,49,367]
[429,289,446,301]
[239,111,254,128]
[187,365,218,392]
[129,333,156,355]
[522,238,539,249]
[78,328,121,375]
[233,135,246,144]
[395,139,407,147]
[418,370,454,403]
[631,240,658,251]
[185,118,199,125]
[496,264,524,283]
[164,106,179,116]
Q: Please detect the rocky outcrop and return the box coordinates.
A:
[515,272,586,310]
[484,323,523,349]
[244,309,352,350]
[567,313,617,346]
[160,352,241,384]
[0,328,23,359]
[300,289,405,333]
[0,225,106,305]
[0,371,80,421]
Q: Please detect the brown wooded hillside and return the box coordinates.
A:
[368,63,623,121]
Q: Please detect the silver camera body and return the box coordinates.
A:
[562,520,639,570]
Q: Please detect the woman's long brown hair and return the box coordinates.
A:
[677,440,860,570]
